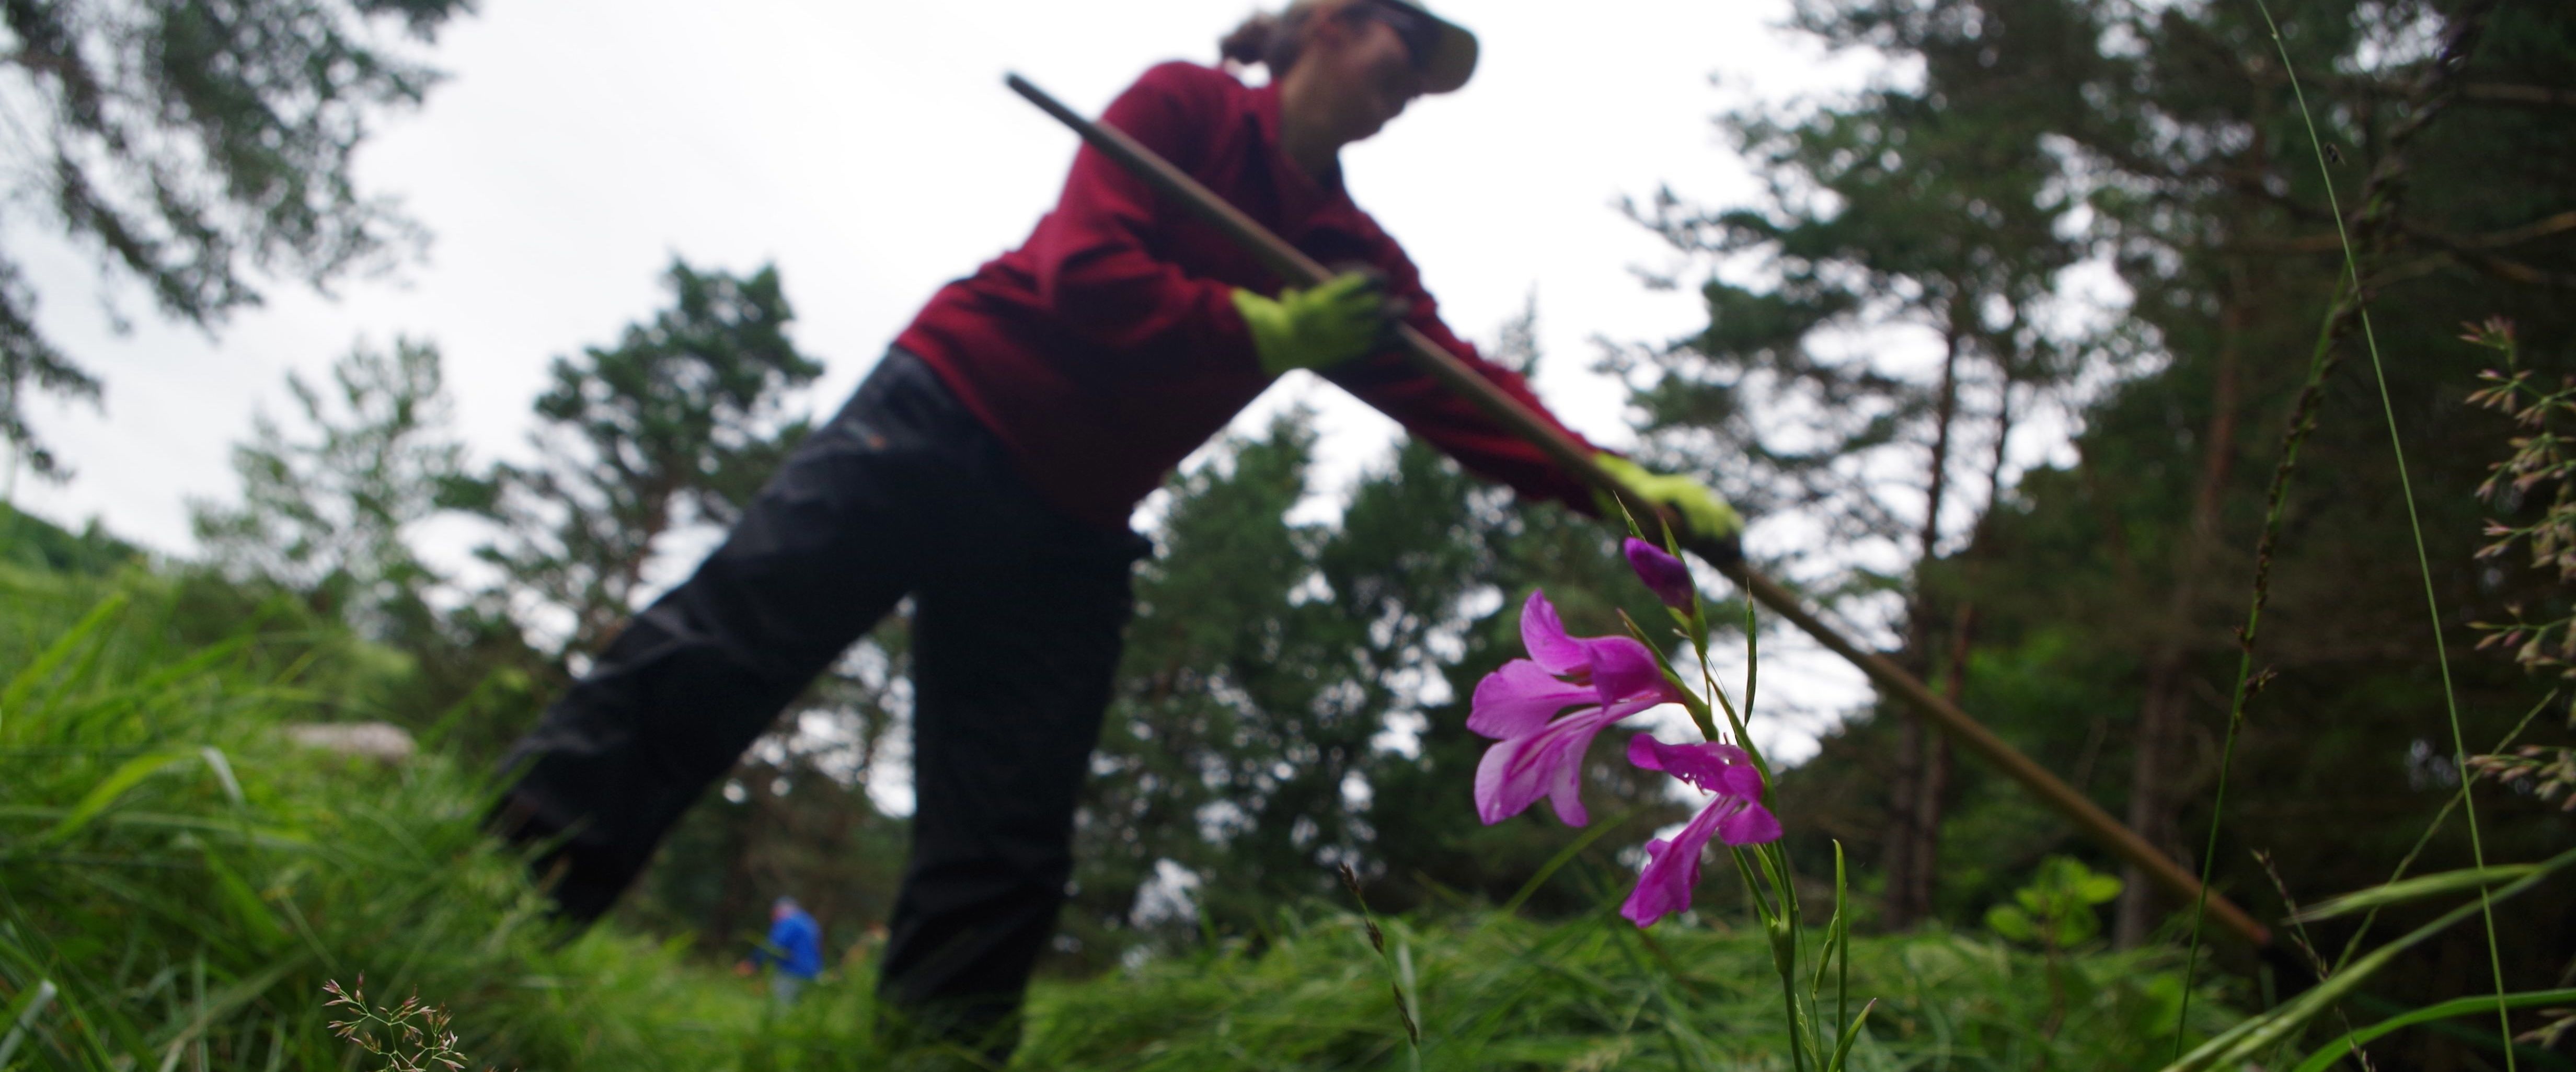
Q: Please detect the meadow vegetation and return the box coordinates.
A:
[0,553,2246,1069]
[4,0,2573,1066]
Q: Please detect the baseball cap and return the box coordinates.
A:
[1361,0,1478,94]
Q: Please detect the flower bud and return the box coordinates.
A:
[1623,537,1695,609]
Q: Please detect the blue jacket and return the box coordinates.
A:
[758,909,823,979]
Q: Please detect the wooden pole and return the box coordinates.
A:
[1005,73,2270,948]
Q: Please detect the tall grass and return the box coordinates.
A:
[1017,905,2233,1070]
[2168,3,2530,1067]
[0,562,2245,1070]
[0,564,770,1070]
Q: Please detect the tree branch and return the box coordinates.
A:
[2459,83,2576,110]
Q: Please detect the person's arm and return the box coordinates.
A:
[1021,63,1259,372]
[752,917,796,970]
[1316,240,1604,514]
[1319,232,1741,541]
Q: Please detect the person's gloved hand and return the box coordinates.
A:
[1232,270,1403,377]
[1592,454,1743,543]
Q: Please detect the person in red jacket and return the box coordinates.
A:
[490,0,1736,1061]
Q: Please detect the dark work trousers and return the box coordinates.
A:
[491,348,1149,1055]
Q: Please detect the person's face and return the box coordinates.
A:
[1309,6,1426,144]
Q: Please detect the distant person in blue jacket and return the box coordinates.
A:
[743,896,823,1005]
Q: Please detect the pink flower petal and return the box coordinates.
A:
[1475,717,1569,825]
[1546,742,1592,826]
[1716,798,1784,846]
[1627,736,1761,797]
[1626,732,1667,770]
[1620,837,1687,927]
[1622,799,1728,927]
[1474,709,1608,825]
[1467,660,1595,740]
[1519,590,1588,675]
[1472,700,1659,826]
[1582,636,1674,706]
[1617,735,1787,927]
[1716,762,1767,802]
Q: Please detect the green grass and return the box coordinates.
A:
[0,564,773,1071]
[1015,910,2230,1070]
[0,565,2243,1071]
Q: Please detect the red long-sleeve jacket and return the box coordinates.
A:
[896,61,1602,531]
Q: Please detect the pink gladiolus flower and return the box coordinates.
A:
[1470,590,1683,826]
[1619,735,1783,928]
[1623,537,1695,609]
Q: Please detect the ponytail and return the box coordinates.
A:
[1220,2,1352,78]
[1218,12,1282,69]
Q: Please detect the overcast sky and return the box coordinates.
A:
[12,0,1907,759]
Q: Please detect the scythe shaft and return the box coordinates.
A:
[1005,72,2268,948]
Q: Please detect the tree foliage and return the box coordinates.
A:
[1636,0,2573,1059]
[0,0,472,476]
[190,337,468,641]
[0,500,137,574]
[100,9,2568,1057]
[467,259,821,665]
[1057,314,1703,965]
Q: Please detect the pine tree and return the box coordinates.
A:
[468,259,821,666]
[0,0,473,476]
[190,337,468,642]
[1622,0,2091,925]
[1646,0,2573,1058]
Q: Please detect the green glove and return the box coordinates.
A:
[1593,454,1743,541]
[1232,270,1400,377]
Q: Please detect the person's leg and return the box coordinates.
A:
[875,500,1149,1061]
[490,350,967,922]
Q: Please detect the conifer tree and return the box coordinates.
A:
[0,0,473,476]
[1640,3,2572,1053]
[191,337,468,642]
[469,259,820,665]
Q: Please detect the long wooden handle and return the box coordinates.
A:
[1005,73,2269,948]
[1005,74,1618,498]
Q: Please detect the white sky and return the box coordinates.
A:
[10,0,1913,759]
